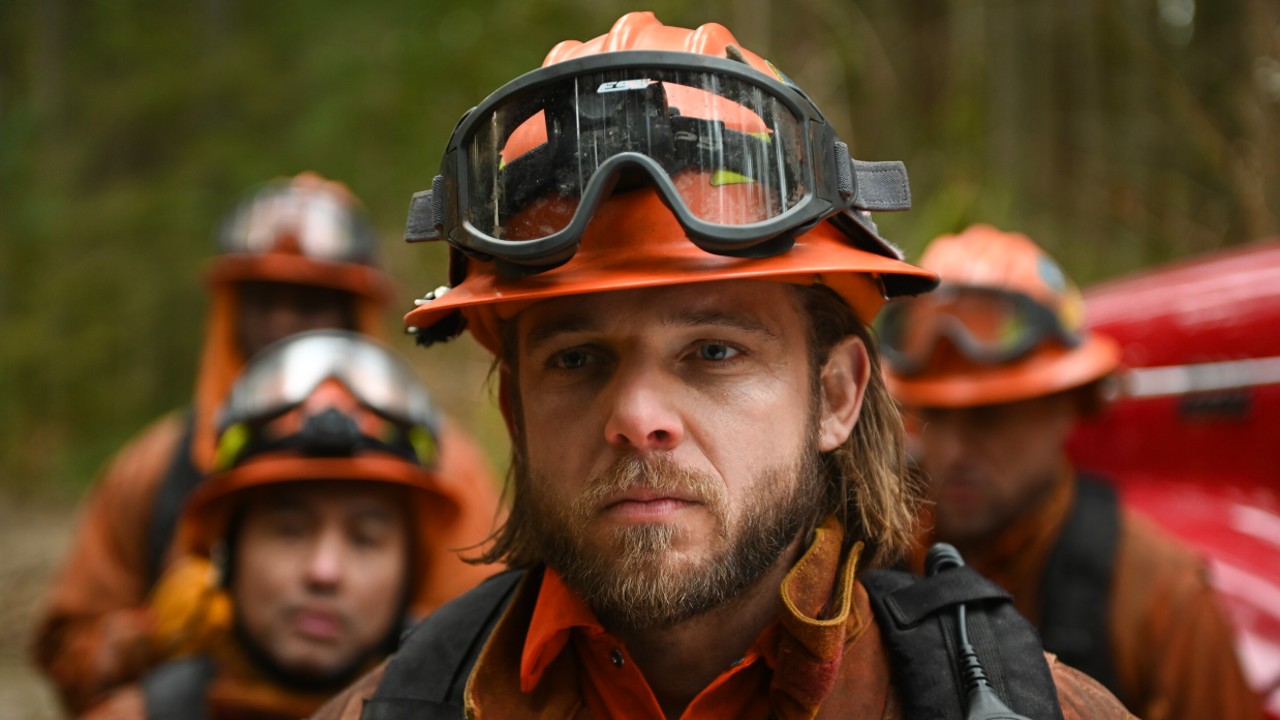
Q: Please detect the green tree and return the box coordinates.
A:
[2,0,1275,496]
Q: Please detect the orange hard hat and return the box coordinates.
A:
[176,330,478,615]
[881,224,1120,407]
[206,171,393,304]
[404,12,937,353]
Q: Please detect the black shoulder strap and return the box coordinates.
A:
[863,567,1065,720]
[146,411,204,587]
[361,569,527,720]
[141,655,216,720]
[1038,474,1122,700]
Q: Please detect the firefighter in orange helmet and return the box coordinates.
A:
[313,13,1133,720]
[33,173,503,715]
[882,223,1261,719]
[77,330,499,720]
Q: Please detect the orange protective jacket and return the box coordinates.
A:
[308,518,1135,720]
[32,274,505,715]
[77,640,348,720]
[913,464,1263,720]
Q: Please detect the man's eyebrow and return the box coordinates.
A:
[261,494,308,513]
[664,309,781,340]
[523,315,597,354]
[348,504,396,524]
[523,309,781,352]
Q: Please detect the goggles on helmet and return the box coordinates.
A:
[215,330,440,470]
[877,286,1083,376]
[406,50,912,277]
[219,181,378,264]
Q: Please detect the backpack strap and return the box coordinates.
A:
[1038,474,1122,701]
[361,569,527,720]
[863,567,1065,720]
[147,411,203,587]
[141,655,216,720]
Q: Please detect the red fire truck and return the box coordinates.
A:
[1069,238,1280,717]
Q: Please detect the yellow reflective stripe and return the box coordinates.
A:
[409,426,439,467]
[214,423,250,471]
[710,169,755,186]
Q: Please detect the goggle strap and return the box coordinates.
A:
[835,141,855,200]
[431,175,447,229]
[852,160,912,212]
[828,210,905,262]
[405,184,442,243]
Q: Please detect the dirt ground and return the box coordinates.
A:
[0,496,77,720]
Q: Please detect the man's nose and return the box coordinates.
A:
[602,358,685,453]
[921,411,967,470]
[303,528,345,590]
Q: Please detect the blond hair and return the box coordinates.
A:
[797,284,922,568]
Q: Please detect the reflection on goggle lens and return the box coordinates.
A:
[220,186,375,263]
[878,287,1081,375]
[467,67,807,242]
[222,330,436,431]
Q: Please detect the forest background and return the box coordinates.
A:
[2,0,1279,499]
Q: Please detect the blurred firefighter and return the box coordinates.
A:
[312,13,1134,720]
[881,223,1262,720]
[77,330,498,719]
[32,173,502,715]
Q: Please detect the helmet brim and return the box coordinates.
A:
[405,189,937,354]
[178,454,448,553]
[885,333,1122,408]
[207,254,394,304]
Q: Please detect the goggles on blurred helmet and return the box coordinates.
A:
[877,286,1083,376]
[215,331,440,470]
[219,181,378,264]
[406,51,913,277]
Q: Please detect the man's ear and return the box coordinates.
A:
[818,336,871,452]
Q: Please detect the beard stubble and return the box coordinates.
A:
[518,446,826,632]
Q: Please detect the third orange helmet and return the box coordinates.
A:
[880,224,1120,407]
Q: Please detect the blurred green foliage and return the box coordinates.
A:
[1,0,1276,496]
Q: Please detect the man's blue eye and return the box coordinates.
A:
[699,343,738,361]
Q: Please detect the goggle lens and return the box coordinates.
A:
[879,287,1080,374]
[462,66,809,243]
[221,187,375,263]
[224,331,436,431]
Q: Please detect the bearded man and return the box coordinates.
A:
[312,12,1135,720]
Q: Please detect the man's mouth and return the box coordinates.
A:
[290,607,346,641]
[938,473,985,506]
[599,487,701,522]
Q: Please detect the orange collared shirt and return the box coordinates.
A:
[520,568,777,720]
[308,514,1137,720]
